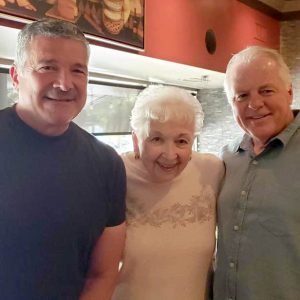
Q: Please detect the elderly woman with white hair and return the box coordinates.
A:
[112,85,224,300]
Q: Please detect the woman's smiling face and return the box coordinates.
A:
[134,119,195,183]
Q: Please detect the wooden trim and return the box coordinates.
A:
[281,10,300,21]
[239,0,300,20]
[238,0,283,20]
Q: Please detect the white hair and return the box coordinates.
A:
[224,46,291,102]
[131,85,204,141]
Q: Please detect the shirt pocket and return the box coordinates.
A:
[258,183,300,237]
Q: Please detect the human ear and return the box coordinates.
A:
[10,64,20,90]
[132,132,140,159]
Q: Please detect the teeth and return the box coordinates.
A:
[158,163,176,169]
[46,97,72,102]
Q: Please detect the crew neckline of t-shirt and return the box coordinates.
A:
[10,104,74,141]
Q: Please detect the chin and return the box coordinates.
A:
[154,173,178,183]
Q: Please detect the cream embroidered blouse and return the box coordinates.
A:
[112,151,224,300]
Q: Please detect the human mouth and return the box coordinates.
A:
[157,162,178,172]
[45,97,74,102]
[45,90,76,102]
[248,113,271,120]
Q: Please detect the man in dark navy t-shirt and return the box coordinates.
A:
[0,18,126,300]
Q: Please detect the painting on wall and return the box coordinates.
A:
[0,0,144,50]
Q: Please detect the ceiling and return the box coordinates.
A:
[0,25,225,91]
[258,0,300,12]
[240,0,300,20]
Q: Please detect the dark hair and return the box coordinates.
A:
[15,18,90,70]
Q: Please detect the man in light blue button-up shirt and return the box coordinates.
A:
[214,46,300,300]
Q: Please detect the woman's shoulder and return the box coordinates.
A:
[120,151,148,181]
[191,151,224,176]
[192,151,223,166]
[121,151,134,161]
[120,151,136,170]
[191,152,225,186]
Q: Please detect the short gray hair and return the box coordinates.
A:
[224,46,291,101]
[131,85,204,141]
[15,18,90,70]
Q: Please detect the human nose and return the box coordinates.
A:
[53,70,74,91]
[247,94,264,110]
[162,142,178,159]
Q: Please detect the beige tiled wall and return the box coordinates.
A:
[197,89,242,155]
[280,20,300,108]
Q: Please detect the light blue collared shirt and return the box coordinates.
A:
[214,111,300,300]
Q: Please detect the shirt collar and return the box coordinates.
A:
[273,110,300,146]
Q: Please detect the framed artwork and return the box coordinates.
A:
[0,0,144,50]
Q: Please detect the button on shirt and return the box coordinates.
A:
[214,111,300,300]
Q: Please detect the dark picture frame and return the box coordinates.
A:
[0,0,144,50]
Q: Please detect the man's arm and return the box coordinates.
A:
[79,222,126,300]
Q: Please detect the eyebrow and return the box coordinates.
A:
[177,134,193,140]
[149,131,192,138]
[259,84,274,89]
[177,132,192,136]
[73,63,88,71]
[37,60,87,70]
[148,131,162,136]
[36,59,57,65]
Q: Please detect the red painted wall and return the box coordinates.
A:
[141,0,280,73]
[0,0,280,74]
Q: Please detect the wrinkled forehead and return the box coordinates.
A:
[228,56,281,87]
[26,34,88,55]
[28,35,88,57]
[148,118,195,136]
[229,55,278,74]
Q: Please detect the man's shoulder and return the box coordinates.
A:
[71,123,113,150]
[220,135,244,159]
[70,123,122,164]
[0,106,16,133]
[0,106,13,119]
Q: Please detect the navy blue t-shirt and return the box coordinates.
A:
[0,106,126,299]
